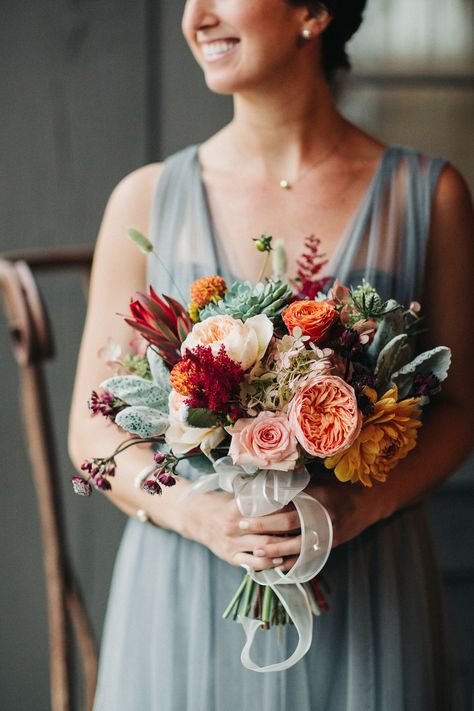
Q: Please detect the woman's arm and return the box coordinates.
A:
[242,163,474,562]
[68,162,191,531]
[68,165,293,572]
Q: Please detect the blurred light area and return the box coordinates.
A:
[348,0,474,73]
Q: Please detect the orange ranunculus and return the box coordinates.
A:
[324,386,422,487]
[288,375,361,458]
[282,300,337,344]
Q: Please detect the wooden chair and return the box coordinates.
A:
[0,246,97,711]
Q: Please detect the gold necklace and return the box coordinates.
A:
[279,129,348,190]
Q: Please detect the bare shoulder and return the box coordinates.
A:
[432,163,473,218]
[105,162,164,234]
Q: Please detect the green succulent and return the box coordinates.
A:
[199,279,293,321]
[351,280,398,320]
[123,353,152,380]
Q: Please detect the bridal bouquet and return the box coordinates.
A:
[72,232,451,671]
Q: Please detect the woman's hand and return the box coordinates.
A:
[181,489,302,572]
[305,475,386,548]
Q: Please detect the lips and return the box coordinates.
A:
[200,38,240,60]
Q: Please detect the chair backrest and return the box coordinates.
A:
[0,246,96,711]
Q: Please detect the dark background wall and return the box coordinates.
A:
[1,2,473,709]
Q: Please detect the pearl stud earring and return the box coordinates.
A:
[302,27,312,40]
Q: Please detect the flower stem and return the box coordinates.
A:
[261,586,273,628]
[257,252,271,283]
[222,574,249,620]
[242,577,256,618]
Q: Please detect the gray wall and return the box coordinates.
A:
[1,2,473,709]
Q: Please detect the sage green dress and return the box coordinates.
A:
[93,143,463,710]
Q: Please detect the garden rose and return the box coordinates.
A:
[165,389,225,455]
[181,314,273,371]
[226,412,298,471]
[288,375,361,457]
[282,300,337,344]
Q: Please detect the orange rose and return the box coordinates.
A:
[282,300,337,344]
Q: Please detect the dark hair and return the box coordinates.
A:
[287,0,368,81]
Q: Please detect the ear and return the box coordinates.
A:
[302,6,333,38]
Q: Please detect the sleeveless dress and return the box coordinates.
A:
[92,144,464,711]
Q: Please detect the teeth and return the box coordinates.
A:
[202,40,239,58]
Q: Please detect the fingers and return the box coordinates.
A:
[253,534,301,561]
[238,508,300,535]
[232,552,281,571]
[232,534,302,572]
[232,551,300,573]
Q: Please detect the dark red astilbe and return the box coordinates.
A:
[183,344,244,414]
[124,286,193,368]
[292,234,333,299]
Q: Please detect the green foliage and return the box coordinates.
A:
[101,375,169,410]
[115,405,168,438]
[123,353,152,380]
[185,408,219,428]
[392,347,452,399]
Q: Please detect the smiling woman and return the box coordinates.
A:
[67,0,474,709]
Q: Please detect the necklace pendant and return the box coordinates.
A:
[280,179,291,190]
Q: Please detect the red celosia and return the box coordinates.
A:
[181,344,244,414]
[293,234,333,299]
[125,286,193,367]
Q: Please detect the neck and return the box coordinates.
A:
[224,71,347,179]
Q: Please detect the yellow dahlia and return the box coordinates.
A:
[324,386,422,487]
[190,275,227,309]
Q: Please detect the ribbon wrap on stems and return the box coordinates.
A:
[183,457,333,672]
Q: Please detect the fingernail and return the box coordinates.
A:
[239,520,250,530]
[254,549,265,557]
[272,557,284,565]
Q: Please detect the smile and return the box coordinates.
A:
[201,39,240,62]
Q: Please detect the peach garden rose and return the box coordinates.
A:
[226,412,298,472]
[288,375,361,458]
[181,314,273,371]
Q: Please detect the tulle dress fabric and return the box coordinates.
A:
[92,144,463,711]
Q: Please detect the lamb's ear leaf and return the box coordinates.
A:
[114,406,168,438]
[375,334,408,393]
[368,304,405,359]
[147,349,171,393]
[100,375,168,410]
[392,346,452,399]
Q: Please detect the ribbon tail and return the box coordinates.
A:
[178,472,220,502]
[238,583,313,673]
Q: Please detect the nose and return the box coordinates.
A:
[182,0,219,38]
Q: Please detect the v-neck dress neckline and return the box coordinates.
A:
[192,142,398,281]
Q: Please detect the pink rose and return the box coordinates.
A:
[288,375,361,458]
[226,412,299,472]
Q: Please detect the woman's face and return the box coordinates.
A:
[182,0,316,95]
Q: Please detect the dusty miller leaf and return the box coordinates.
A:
[101,375,169,410]
[115,406,168,438]
[392,346,452,399]
[375,334,408,393]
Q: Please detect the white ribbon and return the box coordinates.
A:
[183,457,333,672]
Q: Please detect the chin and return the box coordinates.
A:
[202,66,272,96]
